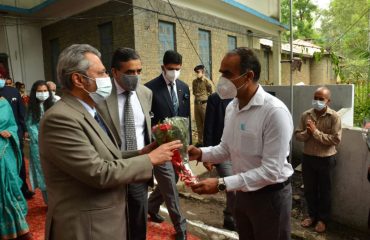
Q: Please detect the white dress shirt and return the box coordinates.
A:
[162,73,179,104]
[114,80,145,151]
[201,85,294,192]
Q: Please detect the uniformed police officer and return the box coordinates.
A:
[192,65,212,146]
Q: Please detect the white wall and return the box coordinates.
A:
[236,0,280,19]
[0,21,45,91]
[333,128,370,231]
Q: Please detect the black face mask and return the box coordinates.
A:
[118,74,140,91]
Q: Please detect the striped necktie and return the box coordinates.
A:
[169,82,179,116]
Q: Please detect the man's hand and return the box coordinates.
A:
[0,130,11,138]
[139,141,158,155]
[188,145,202,161]
[203,162,214,171]
[306,119,317,134]
[148,140,182,165]
[191,178,219,194]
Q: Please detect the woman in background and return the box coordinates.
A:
[26,80,54,204]
[0,96,31,240]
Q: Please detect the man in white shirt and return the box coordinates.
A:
[189,47,294,240]
[97,48,153,240]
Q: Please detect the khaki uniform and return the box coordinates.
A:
[192,76,212,144]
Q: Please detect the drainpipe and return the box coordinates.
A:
[289,0,294,163]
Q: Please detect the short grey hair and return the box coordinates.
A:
[57,44,101,90]
[46,81,56,88]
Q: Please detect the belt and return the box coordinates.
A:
[246,179,290,194]
[194,100,207,104]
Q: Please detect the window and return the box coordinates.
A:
[198,29,212,79]
[227,35,237,51]
[158,21,175,62]
[50,38,60,84]
[99,22,113,72]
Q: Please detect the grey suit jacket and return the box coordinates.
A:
[39,93,153,240]
[97,82,153,149]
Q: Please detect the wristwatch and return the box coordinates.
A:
[217,178,227,192]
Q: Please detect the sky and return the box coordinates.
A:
[312,0,332,28]
[312,0,331,10]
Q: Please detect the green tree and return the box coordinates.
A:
[281,0,320,41]
[320,0,369,82]
[319,0,369,126]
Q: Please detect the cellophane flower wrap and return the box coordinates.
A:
[152,117,197,186]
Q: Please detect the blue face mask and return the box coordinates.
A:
[0,79,5,88]
[312,99,326,111]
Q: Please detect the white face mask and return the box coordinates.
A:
[36,92,50,101]
[216,73,248,99]
[312,99,326,111]
[83,75,112,104]
[164,69,180,82]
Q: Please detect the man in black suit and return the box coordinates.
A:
[203,92,236,231]
[145,50,191,240]
[0,75,34,199]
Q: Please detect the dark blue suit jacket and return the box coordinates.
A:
[145,74,192,144]
[0,86,26,138]
[203,93,232,147]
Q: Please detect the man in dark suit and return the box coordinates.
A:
[97,48,153,240]
[39,44,182,240]
[203,93,236,231]
[0,74,33,199]
[145,50,191,240]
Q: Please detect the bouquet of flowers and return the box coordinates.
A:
[152,117,197,186]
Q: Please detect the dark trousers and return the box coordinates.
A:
[127,183,149,240]
[148,161,186,233]
[235,184,292,240]
[302,154,335,223]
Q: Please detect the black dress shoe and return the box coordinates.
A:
[23,190,35,200]
[148,212,164,223]
[175,231,187,240]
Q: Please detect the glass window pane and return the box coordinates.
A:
[99,22,113,72]
[228,35,237,51]
[159,21,175,62]
[198,29,212,79]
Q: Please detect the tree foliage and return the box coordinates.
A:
[281,0,320,41]
[319,0,369,82]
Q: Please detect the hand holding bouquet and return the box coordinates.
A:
[152,117,198,186]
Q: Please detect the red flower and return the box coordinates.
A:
[159,123,172,131]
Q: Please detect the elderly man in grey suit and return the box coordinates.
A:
[39,44,182,240]
[97,48,152,240]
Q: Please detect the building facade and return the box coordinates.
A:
[0,0,285,90]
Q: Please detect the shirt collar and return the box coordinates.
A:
[233,84,265,111]
[76,98,95,118]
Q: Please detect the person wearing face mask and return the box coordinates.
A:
[188,47,294,240]
[145,50,191,240]
[192,65,212,147]
[26,80,54,204]
[46,81,61,102]
[295,86,342,233]
[0,74,34,200]
[96,47,153,240]
[39,44,182,240]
